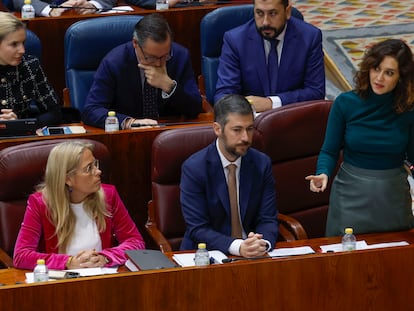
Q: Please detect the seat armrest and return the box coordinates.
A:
[0,248,13,268]
[198,74,213,113]
[63,88,71,108]
[277,213,308,241]
[145,200,173,253]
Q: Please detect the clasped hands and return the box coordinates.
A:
[239,232,269,258]
[66,249,107,269]
[0,109,17,120]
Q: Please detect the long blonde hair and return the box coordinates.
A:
[0,12,25,43]
[40,141,109,253]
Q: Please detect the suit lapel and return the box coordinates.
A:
[206,144,231,217]
[247,22,270,95]
[278,19,298,75]
[238,152,254,220]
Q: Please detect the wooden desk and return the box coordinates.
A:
[23,5,226,99]
[1,230,414,310]
[0,114,213,246]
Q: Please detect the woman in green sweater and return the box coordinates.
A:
[306,39,414,236]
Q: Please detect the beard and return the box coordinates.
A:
[224,142,251,159]
[257,25,285,40]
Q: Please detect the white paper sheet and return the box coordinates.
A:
[320,240,409,253]
[25,267,118,283]
[100,6,134,14]
[268,246,315,257]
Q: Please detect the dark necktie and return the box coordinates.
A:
[227,164,242,238]
[268,39,279,93]
[142,79,159,118]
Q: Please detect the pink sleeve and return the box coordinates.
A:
[100,185,145,266]
[13,193,70,270]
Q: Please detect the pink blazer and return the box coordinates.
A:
[13,184,145,270]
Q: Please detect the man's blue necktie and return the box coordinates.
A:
[267,39,279,93]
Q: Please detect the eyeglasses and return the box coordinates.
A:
[137,43,172,64]
[78,159,100,175]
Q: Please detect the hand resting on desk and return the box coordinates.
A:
[239,232,269,258]
[0,109,17,120]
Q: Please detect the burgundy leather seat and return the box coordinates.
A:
[0,139,110,268]
[253,100,337,238]
[146,125,307,252]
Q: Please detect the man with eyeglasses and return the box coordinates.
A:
[82,13,202,129]
[215,0,325,112]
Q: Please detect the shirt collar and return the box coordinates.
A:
[215,139,242,169]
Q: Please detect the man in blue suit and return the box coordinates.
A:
[180,94,278,257]
[82,13,202,129]
[215,0,325,112]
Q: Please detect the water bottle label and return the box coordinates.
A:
[156,0,168,10]
[105,117,119,132]
[22,10,35,19]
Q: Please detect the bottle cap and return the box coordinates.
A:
[344,228,353,234]
[197,243,206,249]
[24,0,31,4]
[108,111,116,117]
[37,259,45,265]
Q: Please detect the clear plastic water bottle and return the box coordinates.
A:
[342,227,356,251]
[33,259,49,282]
[155,0,168,10]
[21,0,35,19]
[194,243,210,266]
[105,111,119,132]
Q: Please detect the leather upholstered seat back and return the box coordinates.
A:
[0,139,110,264]
[253,100,337,238]
[64,15,143,112]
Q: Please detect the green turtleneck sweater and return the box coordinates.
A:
[316,90,414,177]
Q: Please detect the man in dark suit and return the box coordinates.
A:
[82,13,202,129]
[180,94,278,257]
[215,0,325,112]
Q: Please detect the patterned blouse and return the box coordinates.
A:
[0,54,61,126]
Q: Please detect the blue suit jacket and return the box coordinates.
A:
[180,142,278,253]
[214,17,325,104]
[82,42,202,128]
